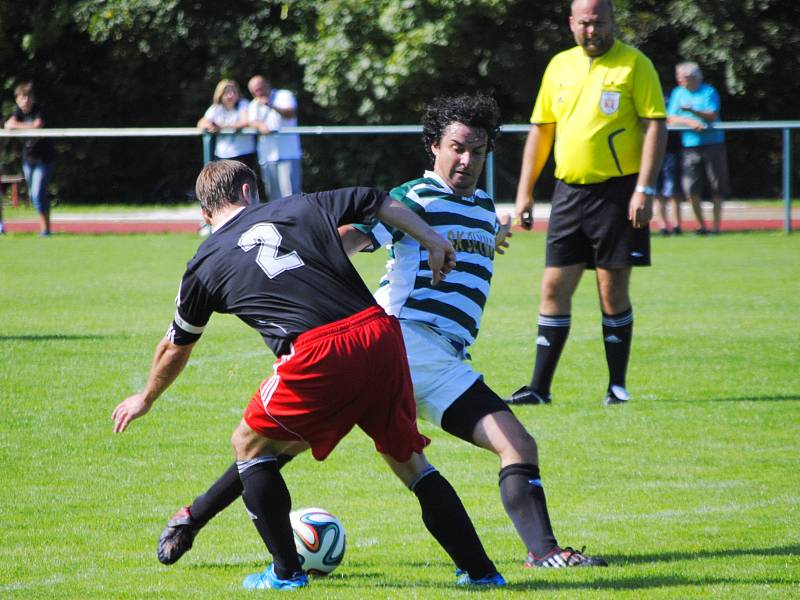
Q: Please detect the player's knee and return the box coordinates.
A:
[540,283,572,313]
[539,279,560,304]
[382,451,433,488]
[601,292,631,315]
[230,419,264,459]
[506,429,538,464]
[230,425,247,456]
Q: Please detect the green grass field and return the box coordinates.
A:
[1,230,799,598]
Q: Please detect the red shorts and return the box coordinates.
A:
[244,306,430,461]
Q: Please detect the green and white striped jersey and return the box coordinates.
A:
[363,171,499,349]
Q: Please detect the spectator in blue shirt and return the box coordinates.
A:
[667,62,729,234]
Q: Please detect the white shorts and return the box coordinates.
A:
[400,320,481,427]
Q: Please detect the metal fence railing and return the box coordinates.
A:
[1,120,797,232]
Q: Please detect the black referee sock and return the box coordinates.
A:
[190,454,295,527]
[602,308,633,389]
[237,457,301,579]
[530,314,571,395]
[410,469,497,580]
[498,463,558,558]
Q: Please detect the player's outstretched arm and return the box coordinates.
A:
[112,338,195,433]
[376,197,456,285]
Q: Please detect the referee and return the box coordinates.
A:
[510,0,666,407]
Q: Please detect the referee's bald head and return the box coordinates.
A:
[571,0,614,15]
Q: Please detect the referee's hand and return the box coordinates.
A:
[629,192,653,229]
[515,191,534,231]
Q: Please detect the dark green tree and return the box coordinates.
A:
[0,0,796,201]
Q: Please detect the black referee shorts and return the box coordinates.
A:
[546,174,650,269]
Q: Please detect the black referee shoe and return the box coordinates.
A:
[603,385,631,406]
[506,386,551,405]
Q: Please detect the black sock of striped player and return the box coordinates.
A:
[498,463,558,558]
[190,454,295,526]
[410,469,497,579]
[602,308,633,389]
[237,457,301,579]
[530,314,571,395]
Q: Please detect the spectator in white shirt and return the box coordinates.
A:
[197,79,257,172]
[247,75,302,201]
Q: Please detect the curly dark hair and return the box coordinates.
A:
[421,95,502,164]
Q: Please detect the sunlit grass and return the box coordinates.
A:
[1,231,798,598]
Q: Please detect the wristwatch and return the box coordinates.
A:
[635,185,656,196]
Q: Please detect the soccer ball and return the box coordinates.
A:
[289,507,346,576]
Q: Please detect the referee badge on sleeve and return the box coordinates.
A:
[599,91,621,115]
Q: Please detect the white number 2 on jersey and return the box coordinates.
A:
[238,223,304,279]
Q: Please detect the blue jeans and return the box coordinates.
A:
[22,161,54,214]
[260,159,302,201]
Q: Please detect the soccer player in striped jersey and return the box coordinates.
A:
[157,96,606,570]
[114,159,506,589]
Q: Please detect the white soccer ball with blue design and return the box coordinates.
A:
[289,507,346,576]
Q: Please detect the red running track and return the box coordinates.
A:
[2,218,798,235]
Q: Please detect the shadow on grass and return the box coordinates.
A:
[712,394,800,402]
[0,334,107,341]
[602,543,800,565]
[183,568,796,592]
[190,545,800,590]
[512,574,796,592]
[192,544,800,572]
[660,394,800,403]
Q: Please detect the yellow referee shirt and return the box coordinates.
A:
[531,40,666,184]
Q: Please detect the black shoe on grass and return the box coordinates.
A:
[525,546,608,568]
[506,386,551,405]
[603,385,631,406]
[158,506,200,565]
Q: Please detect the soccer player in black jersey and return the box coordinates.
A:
[111,160,506,589]
[156,96,607,573]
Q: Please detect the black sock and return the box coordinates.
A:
[410,469,496,579]
[530,314,571,395]
[190,462,242,526]
[237,457,301,579]
[498,463,557,558]
[602,308,633,389]
[190,454,295,527]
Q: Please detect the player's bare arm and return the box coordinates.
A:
[495,213,512,255]
[337,225,371,256]
[112,338,195,433]
[376,197,456,285]
[515,123,556,229]
[629,118,667,228]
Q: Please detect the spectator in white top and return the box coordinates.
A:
[247,75,302,201]
[197,79,257,172]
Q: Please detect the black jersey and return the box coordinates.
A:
[169,187,385,356]
[12,104,55,164]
